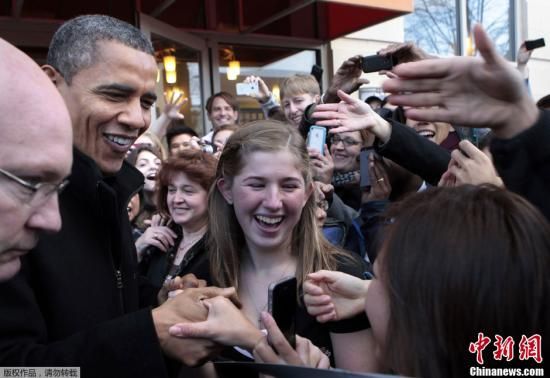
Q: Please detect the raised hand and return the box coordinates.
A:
[383,24,539,139]
[163,91,187,120]
[303,270,369,323]
[244,75,272,103]
[323,55,369,104]
[312,90,392,142]
[135,214,177,258]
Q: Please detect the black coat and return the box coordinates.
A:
[0,149,170,377]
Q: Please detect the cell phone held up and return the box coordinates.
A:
[306,126,326,155]
[268,276,297,348]
[359,147,373,190]
[361,54,397,73]
[524,38,545,51]
[236,82,259,96]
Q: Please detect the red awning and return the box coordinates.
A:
[1,0,412,43]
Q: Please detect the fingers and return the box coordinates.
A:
[383,77,443,94]
[262,312,301,365]
[389,59,451,80]
[295,336,330,369]
[307,270,339,284]
[253,336,278,364]
[169,321,210,338]
[457,140,486,162]
[336,89,358,104]
[303,280,324,296]
[473,24,501,68]
[197,286,241,308]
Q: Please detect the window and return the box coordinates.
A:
[405,0,515,58]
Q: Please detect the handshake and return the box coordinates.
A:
[152,274,330,369]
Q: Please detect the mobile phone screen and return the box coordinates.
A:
[360,147,373,189]
[307,126,326,155]
[268,276,297,348]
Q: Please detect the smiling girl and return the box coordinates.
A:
[204,120,378,371]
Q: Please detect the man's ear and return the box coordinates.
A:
[42,65,63,87]
[216,177,233,205]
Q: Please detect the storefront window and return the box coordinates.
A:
[405,0,459,56]
[218,44,318,123]
[405,0,514,58]
[467,0,514,59]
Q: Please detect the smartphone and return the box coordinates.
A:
[236,82,259,96]
[359,147,373,190]
[361,54,397,73]
[306,126,326,155]
[268,276,297,348]
[525,38,545,51]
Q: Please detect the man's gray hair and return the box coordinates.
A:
[47,14,154,84]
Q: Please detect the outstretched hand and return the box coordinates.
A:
[303,270,369,323]
[163,91,187,120]
[383,24,538,139]
[312,90,392,142]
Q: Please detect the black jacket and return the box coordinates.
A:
[0,149,170,377]
[491,109,550,221]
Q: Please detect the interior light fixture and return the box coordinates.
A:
[165,70,177,84]
[163,55,176,72]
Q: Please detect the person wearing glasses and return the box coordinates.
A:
[330,130,372,210]
[0,39,72,282]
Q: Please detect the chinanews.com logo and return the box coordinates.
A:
[468,333,544,376]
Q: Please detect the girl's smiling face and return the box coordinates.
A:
[218,149,312,254]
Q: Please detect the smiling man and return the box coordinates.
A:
[0,15,232,377]
[0,39,72,282]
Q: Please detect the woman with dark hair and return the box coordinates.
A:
[304,185,549,377]
[137,149,217,293]
[125,143,163,236]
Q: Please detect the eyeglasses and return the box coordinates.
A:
[330,135,361,147]
[0,168,69,207]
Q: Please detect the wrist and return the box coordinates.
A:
[372,119,392,143]
[493,100,539,139]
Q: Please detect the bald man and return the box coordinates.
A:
[0,38,73,281]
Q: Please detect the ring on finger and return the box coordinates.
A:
[377,178,385,183]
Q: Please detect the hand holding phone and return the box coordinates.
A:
[236,82,259,96]
[268,276,297,348]
[361,54,397,73]
[306,126,326,155]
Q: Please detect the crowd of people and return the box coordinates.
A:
[0,14,548,378]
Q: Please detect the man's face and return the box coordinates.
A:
[282,93,319,128]
[208,97,238,130]
[55,40,158,175]
[169,133,195,156]
[0,83,72,281]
